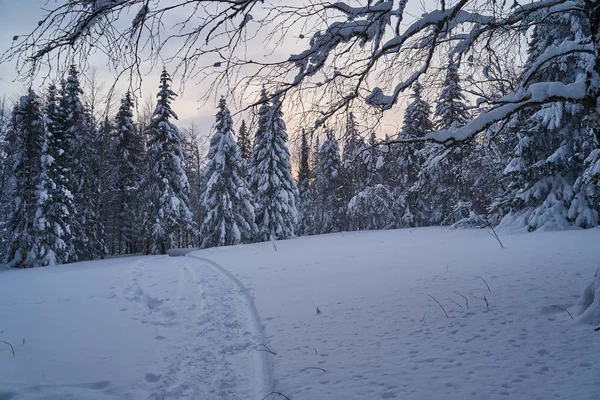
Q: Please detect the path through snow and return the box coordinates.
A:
[0,255,261,400]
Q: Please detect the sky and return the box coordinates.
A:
[0,1,430,142]
[0,0,230,132]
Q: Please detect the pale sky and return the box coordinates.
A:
[0,1,431,141]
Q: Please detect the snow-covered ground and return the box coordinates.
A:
[1,228,599,399]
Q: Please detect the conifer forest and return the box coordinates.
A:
[0,1,599,268]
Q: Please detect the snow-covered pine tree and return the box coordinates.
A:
[200,97,257,248]
[111,92,145,254]
[145,69,194,254]
[340,112,367,230]
[418,60,471,225]
[29,84,78,266]
[249,87,270,194]
[494,12,594,231]
[314,127,343,233]
[297,128,314,235]
[237,119,252,161]
[58,65,91,259]
[249,91,298,241]
[348,184,395,231]
[348,129,395,230]
[180,123,204,248]
[365,130,383,187]
[0,97,12,261]
[4,90,45,268]
[393,82,434,226]
[78,105,107,260]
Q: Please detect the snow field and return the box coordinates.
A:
[0,227,599,400]
[0,256,258,400]
[194,227,600,400]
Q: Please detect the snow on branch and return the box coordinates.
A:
[426,79,588,144]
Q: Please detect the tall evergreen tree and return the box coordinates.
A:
[297,128,314,235]
[79,106,107,260]
[394,82,434,226]
[494,12,595,231]
[200,97,257,248]
[112,92,145,253]
[314,128,343,233]
[249,91,299,240]
[145,69,194,254]
[30,84,78,266]
[419,60,471,225]
[237,119,252,161]
[5,90,45,267]
[365,130,383,187]
[59,65,90,259]
[340,113,367,230]
[0,96,12,260]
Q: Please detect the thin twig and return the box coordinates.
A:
[478,215,504,248]
[300,367,327,372]
[0,340,15,357]
[427,294,449,318]
[252,344,277,356]
[453,292,469,309]
[262,392,291,400]
[475,276,491,292]
[420,311,427,322]
[552,305,574,320]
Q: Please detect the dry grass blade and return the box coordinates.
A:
[262,392,291,400]
[0,340,15,357]
[252,343,277,355]
[427,294,449,318]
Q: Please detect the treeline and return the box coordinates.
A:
[1,13,599,268]
[0,67,195,267]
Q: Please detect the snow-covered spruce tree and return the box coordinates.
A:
[365,130,383,187]
[58,65,93,259]
[314,127,344,234]
[4,90,44,268]
[348,184,395,231]
[569,144,600,228]
[200,97,257,248]
[249,91,298,241]
[0,97,12,261]
[180,123,205,248]
[248,88,270,193]
[111,92,145,254]
[493,12,595,231]
[236,118,252,181]
[145,69,194,254]
[29,84,78,266]
[393,82,434,227]
[297,128,314,235]
[340,112,367,230]
[78,106,108,260]
[237,119,252,161]
[348,130,395,231]
[418,60,471,225]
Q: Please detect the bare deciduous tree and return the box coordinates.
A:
[1,0,599,144]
